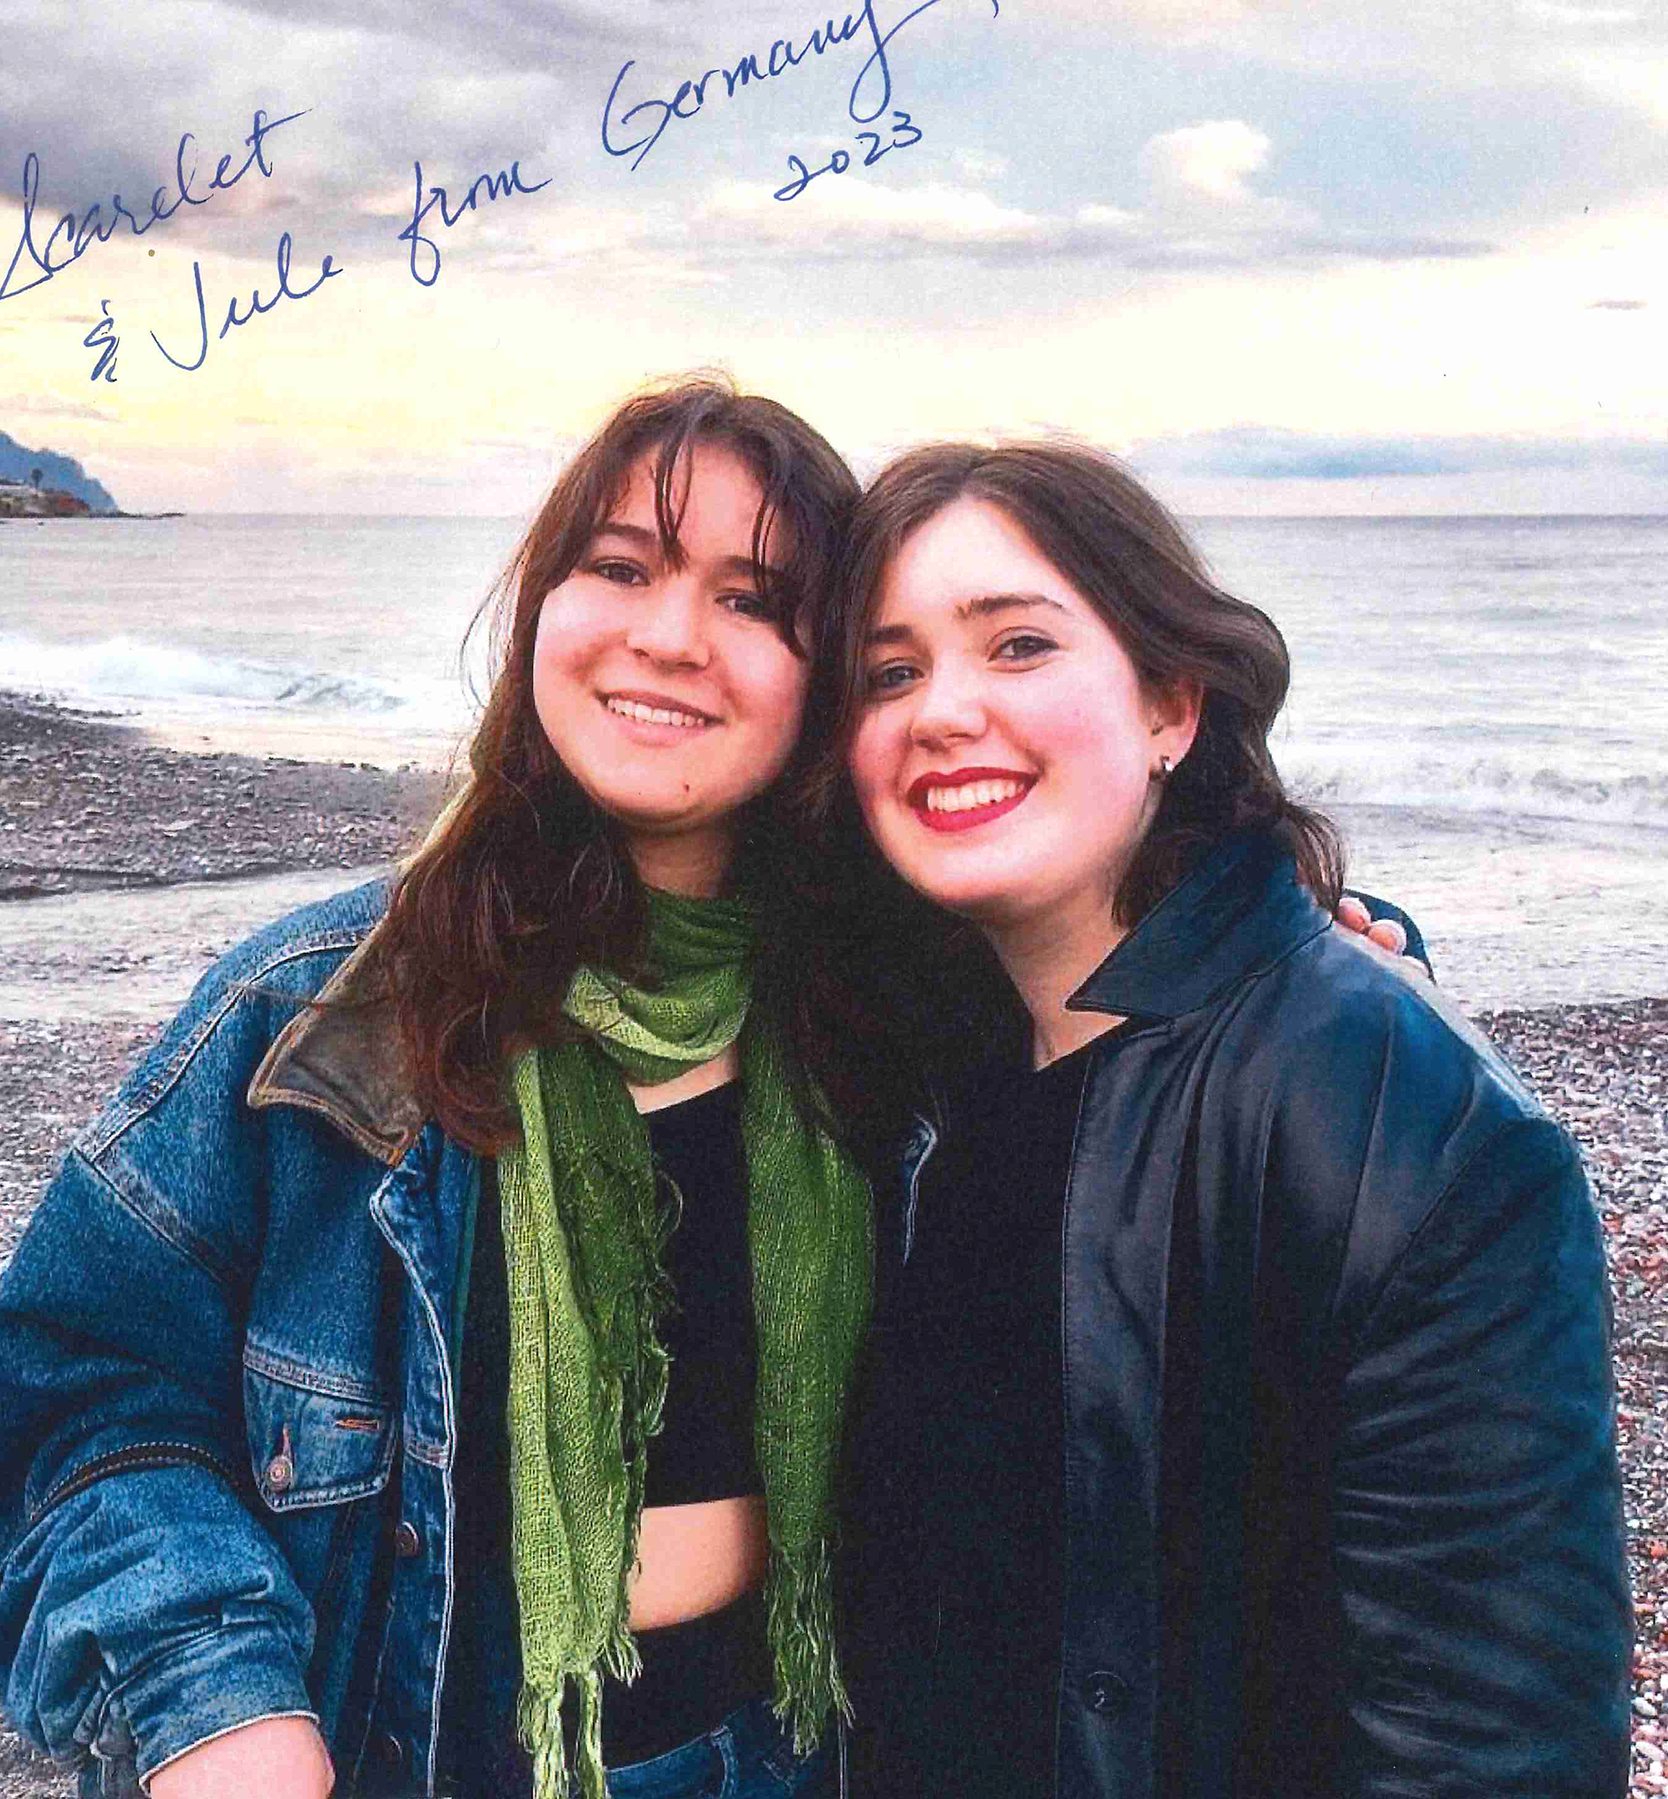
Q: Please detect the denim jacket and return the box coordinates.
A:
[0,879,477,1797]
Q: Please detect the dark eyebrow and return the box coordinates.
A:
[712,553,783,582]
[952,591,1070,622]
[863,621,917,649]
[863,590,1068,650]
[588,523,782,583]
[589,521,658,549]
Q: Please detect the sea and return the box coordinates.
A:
[1,511,1664,1013]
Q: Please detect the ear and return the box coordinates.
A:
[1147,675,1202,763]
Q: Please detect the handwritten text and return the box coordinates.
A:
[0,109,308,305]
[150,231,342,374]
[399,156,552,287]
[602,0,988,171]
[774,109,923,200]
[82,302,119,383]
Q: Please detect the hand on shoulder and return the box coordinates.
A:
[1334,894,1428,979]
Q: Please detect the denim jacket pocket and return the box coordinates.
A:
[242,1359,396,1513]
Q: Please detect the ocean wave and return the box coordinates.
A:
[0,634,412,716]
[1281,745,1668,828]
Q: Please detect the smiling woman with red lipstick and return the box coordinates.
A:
[830,442,1630,1799]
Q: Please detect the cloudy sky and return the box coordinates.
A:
[0,0,1662,514]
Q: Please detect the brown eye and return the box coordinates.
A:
[720,589,778,621]
[993,632,1056,661]
[590,558,647,585]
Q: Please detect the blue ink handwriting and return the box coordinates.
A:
[82,301,119,383]
[398,156,552,287]
[1,109,308,305]
[150,231,342,373]
[29,109,557,385]
[603,0,995,171]
[774,108,922,200]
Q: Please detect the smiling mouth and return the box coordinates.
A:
[906,771,1035,833]
[603,694,715,731]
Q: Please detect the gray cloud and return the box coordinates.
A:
[684,167,1495,272]
[1128,426,1668,480]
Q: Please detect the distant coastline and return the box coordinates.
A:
[0,507,184,522]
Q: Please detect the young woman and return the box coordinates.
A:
[0,380,872,1799]
[828,442,1632,1797]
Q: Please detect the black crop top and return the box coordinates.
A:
[440,1079,771,1785]
[639,1078,761,1505]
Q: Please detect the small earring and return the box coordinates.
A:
[1153,754,1175,782]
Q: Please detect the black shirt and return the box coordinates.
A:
[843,1042,1094,1797]
[439,1080,772,1790]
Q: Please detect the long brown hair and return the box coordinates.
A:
[802,438,1344,1075]
[372,376,862,1152]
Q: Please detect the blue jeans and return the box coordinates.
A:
[597,1698,833,1798]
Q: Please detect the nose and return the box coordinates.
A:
[908,658,987,749]
[624,579,710,669]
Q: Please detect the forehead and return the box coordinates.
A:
[875,497,1084,620]
[602,442,771,549]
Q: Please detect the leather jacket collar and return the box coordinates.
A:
[1068,832,1329,1024]
[247,921,426,1167]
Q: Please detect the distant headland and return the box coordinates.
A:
[0,429,169,519]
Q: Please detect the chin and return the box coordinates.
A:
[891,863,1034,927]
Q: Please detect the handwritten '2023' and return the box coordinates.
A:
[774,110,922,203]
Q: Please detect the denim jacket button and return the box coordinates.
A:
[264,1451,295,1493]
[393,1520,422,1558]
[1081,1669,1129,1714]
[376,1731,405,1769]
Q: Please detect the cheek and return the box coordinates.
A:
[846,714,900,824]
[531,593,592,690]
[741,648,811,762]
[1028,680,1152,789]
[531,605,581,736]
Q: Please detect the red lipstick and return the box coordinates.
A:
[905,767,1035,834]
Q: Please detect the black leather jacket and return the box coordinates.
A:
[849,831,1630,1798]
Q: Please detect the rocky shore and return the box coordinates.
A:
[0,694,1662,1795]
[0,694,444,901]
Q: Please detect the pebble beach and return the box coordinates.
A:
[0,692,1663,1795]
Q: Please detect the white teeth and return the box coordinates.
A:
[606,697,707,729]
[923,779,1025,814]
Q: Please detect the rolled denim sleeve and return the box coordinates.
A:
[5,1466,315,1779]
[0,963,322,1778]
[1333,1117,1632,1795]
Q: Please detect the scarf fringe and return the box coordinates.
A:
[766,1535,851,1756]
[520,1668,610,1799]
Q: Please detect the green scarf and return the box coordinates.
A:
[496,889,872,1799]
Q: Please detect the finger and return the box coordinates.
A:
[1366,918,1408,955]
[1335,895,1371,935]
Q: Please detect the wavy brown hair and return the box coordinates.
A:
[801,439,1344,1074]
[370,376,863,1153]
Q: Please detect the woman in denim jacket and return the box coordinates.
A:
[0,379,878,1799]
